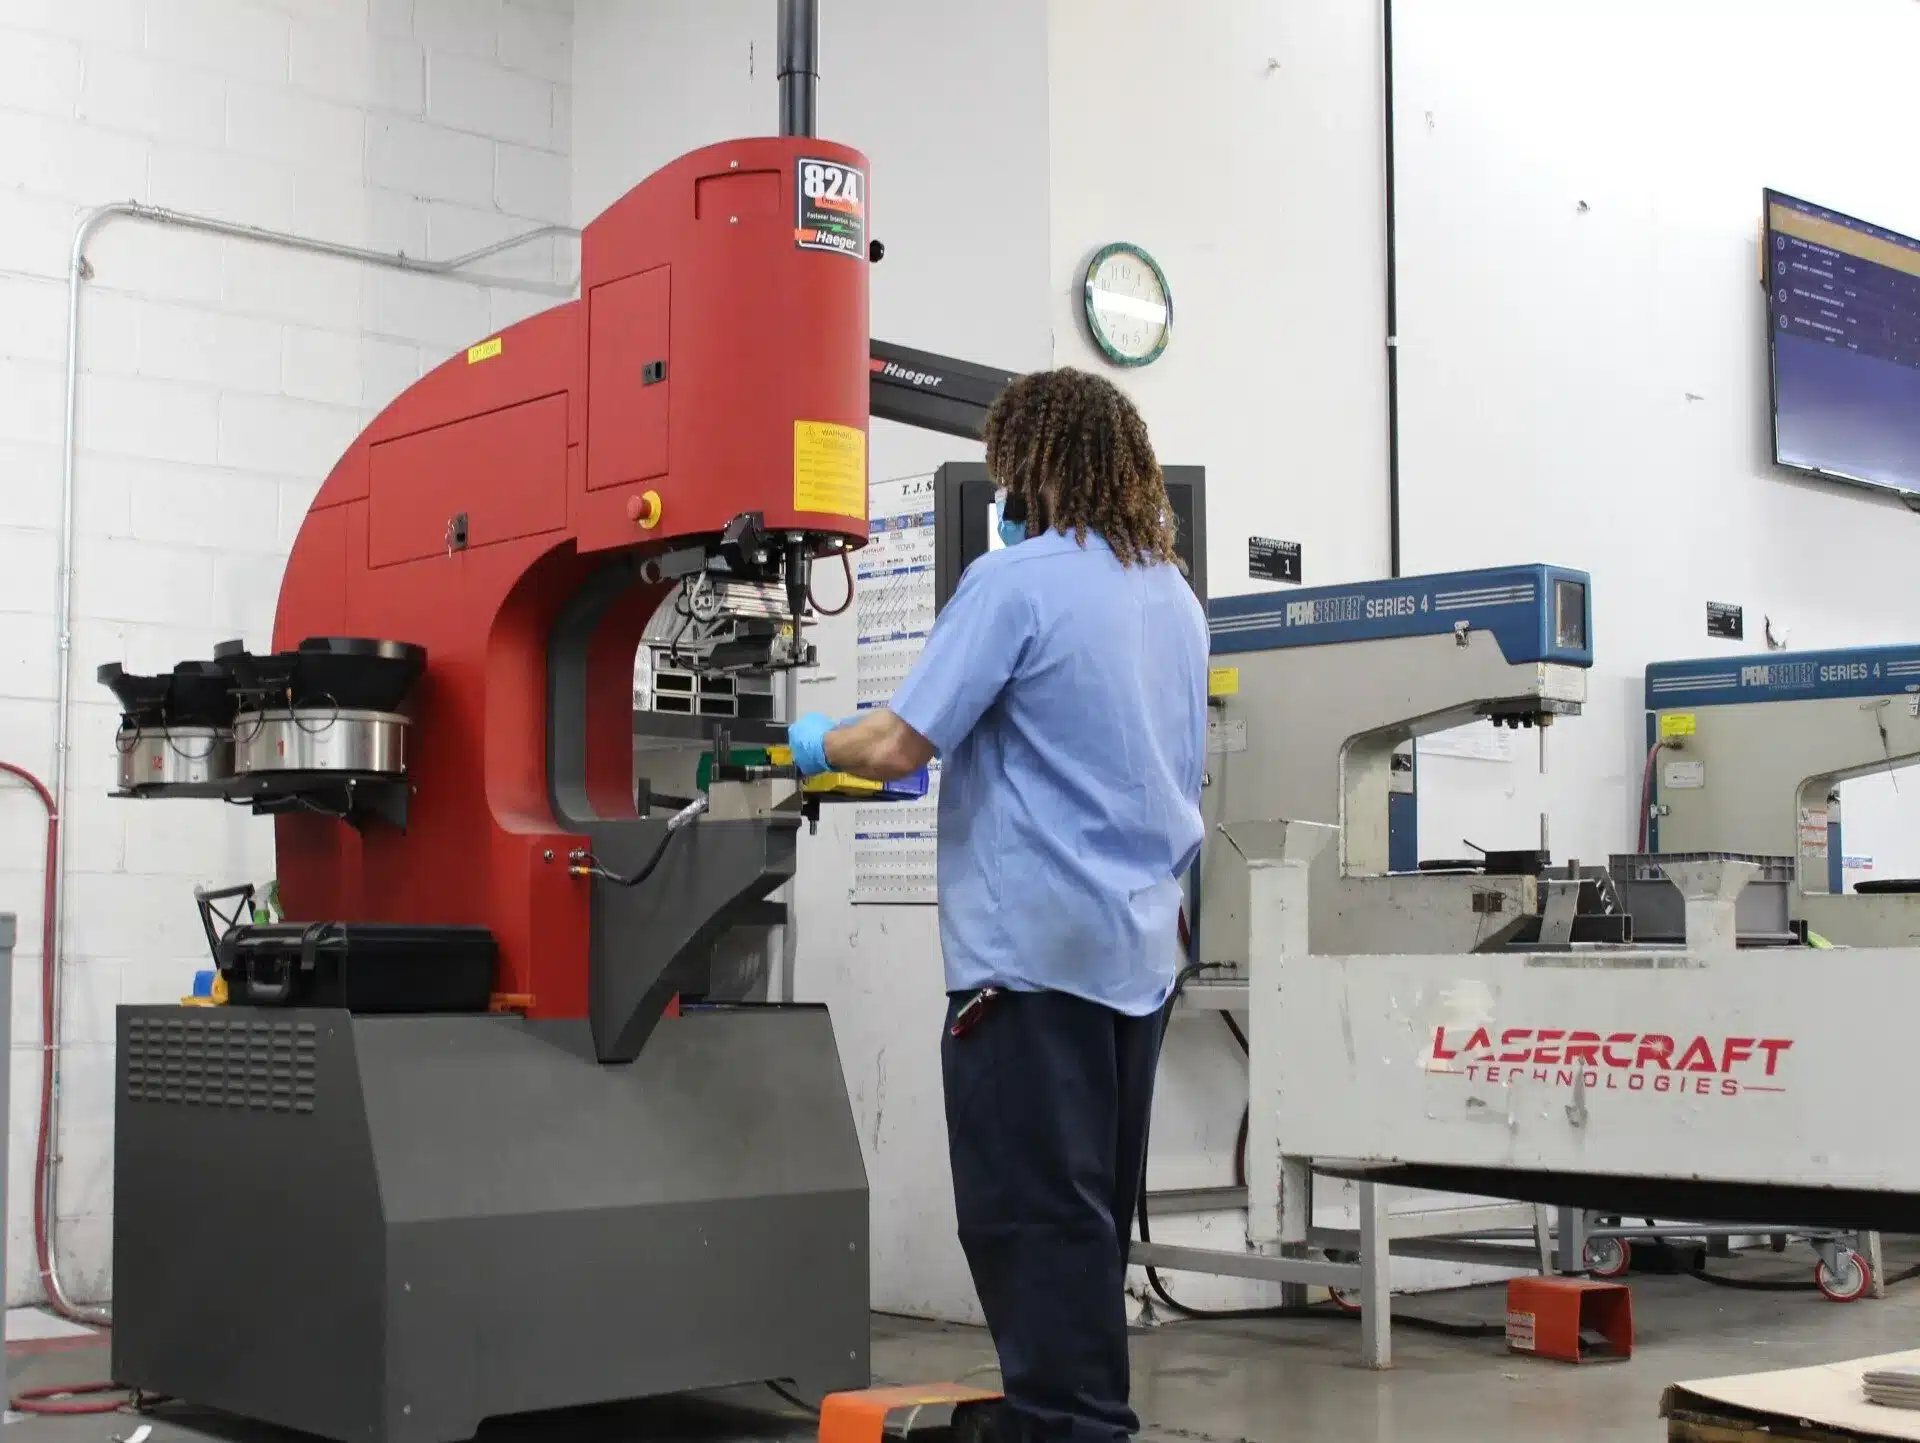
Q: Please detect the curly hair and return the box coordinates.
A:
[981,367,1177,569]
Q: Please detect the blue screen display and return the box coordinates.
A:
[1767,189,1920,498]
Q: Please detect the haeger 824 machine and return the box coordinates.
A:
[1646,645,1920,946]
[97,9,1020,1438]
[110,133,872,1442]
[1198,565,1593,960]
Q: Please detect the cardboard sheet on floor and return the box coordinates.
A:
[1663,1350,1920,1442]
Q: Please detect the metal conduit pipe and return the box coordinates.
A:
[1382,0,1402,578]
[45,201,582,1320]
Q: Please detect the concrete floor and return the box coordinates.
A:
[9,1242,1920,1443]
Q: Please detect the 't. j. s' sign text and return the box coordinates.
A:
[1428,1025,1793,1098]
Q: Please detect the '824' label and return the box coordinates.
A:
[795,158,866,259]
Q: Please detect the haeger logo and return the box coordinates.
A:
[871,359,944,389]
[1428,1025,1793,1098]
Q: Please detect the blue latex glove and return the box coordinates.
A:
[787,712,836,777]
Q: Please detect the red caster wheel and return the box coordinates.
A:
[1815,1250,1872,1302]
[1584,1236,1631,1279]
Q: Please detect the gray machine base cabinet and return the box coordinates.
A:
[112,1004,870,1443]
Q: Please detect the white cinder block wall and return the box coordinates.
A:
[0,0,575,1305]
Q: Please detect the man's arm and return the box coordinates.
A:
[786,559,1032,781]
[823,709,934,781]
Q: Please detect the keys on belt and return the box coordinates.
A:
[949,986,1003,1038]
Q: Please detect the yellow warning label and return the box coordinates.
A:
[794,420,867,517]
[1659,711,1696,740]
[1208,666,1240,698]
[467,336,503,364]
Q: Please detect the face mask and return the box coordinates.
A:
[995,496,1026,549]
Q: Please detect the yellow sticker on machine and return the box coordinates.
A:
[1208,666,1240,698]
[793,420,867,517]
[1659,711,1697,739]
[466,336,502,364]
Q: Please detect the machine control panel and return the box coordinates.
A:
[930,461,1208,612]
[1648,644,1920,708]
[1207,564,1592,668]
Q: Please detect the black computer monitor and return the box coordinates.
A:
[1765,189,1920,501]
[930,462,1207,613]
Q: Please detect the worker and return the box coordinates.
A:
[787,368,1208,1443]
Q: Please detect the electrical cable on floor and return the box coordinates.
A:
[1682,1270,1819,1294]
[1137,930,1504,1338]
[1134,1158,1504,1336]
[10,1383,134,1416]
[765,1381,821,1417]
[1687,1260,1920,1293]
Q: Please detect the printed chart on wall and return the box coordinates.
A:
[852,473,939,904]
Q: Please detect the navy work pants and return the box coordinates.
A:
[941,988,1166,1443]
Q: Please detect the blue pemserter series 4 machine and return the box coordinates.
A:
[1198,564,1593,962]
[1163,582,1920,1353]
[1208,564,1593,666]
[1646,643,1920,947]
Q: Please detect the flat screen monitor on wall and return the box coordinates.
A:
[1766,189,1920,501]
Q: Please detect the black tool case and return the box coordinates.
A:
[215,922,496,1012]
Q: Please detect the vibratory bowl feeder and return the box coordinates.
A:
[101,636,424,829]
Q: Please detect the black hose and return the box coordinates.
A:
[1220,1013,1249,1190]
[574,824,683,889]
[810,550,854,617]
[571,798,708,887]
[1220,1013,1247,1053]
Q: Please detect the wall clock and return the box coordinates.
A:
[1082,242,1171,367]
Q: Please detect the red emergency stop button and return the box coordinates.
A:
[627,490,663,529]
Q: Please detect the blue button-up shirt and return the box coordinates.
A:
[889,529,1208,1016]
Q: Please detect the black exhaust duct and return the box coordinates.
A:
[778,0,818,137]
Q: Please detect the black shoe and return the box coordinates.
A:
[949,1400,1010,1443]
